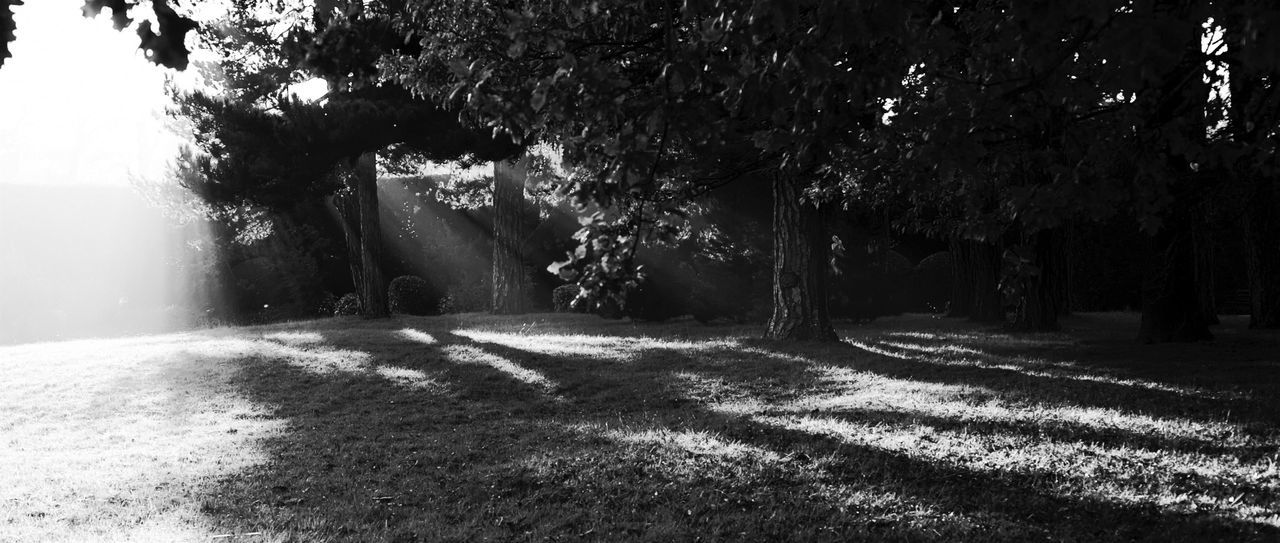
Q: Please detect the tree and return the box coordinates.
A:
[175,86,517,317]
[357,0,926,340]
[845,0,1280,339]
[1224,5,1280,329]
[176,1,522,317]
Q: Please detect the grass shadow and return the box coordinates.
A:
[183,314,1279,541]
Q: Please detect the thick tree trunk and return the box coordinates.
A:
[1193,215,1219,325]
[1055,228,1073,316]
[946,239,1003,321]
[1009,230,1061,332]
[491,155,529,314]
[765,173,837,341]
[333,190,363,299]
[354,152,388,318]
[946,238,972,318]
[1243,182,1280,328]
[969,240,1004,322]
[1138,3,1213,342]
[1226,16,1280,328]
[1138,213,1213,342]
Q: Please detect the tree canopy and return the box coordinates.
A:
[9,0,1280,339]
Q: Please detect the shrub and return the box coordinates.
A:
[552,283,584,312]
[317,292,339,316]
[334,292,361,316]
[388,275,434,315]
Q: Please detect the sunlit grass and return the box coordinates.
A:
[452,328,736,361]
[442,343,559,393]
[0,333,285,542]
[2,312,1278,541]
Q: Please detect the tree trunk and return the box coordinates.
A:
[1137,2,1213,342]
[1243,182,1280,328]
[491,155,529,314]
[1193,214,1219,325]
[969,240,1004,322]
[1009,230,1061,332]
[1138,215,1213,342]
[946,238,972,318]
[1055,228,1073,316]
[1226,15,1280,328]
[332,189,363,299]
[946,239,1003,321]
[354,152,388,318]
[765,173,837,341]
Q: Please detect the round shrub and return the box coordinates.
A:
[552,284,584,312]
[388,275,434,315]
[317,292,339,316]
[334,292,361,316]
[916,250,952,272]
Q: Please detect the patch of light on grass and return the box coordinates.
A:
[0,333,287,542]
[679,363,1277,527]
[795,365,1239,443]
[177,337,371,376]
[399,328,438,344]
[884,330,1077,347]
[734,346,814,364]
[374,365,444,391]
[452,329,736,361]
[740,412,1278,525]
[443,344,558,392]
[879,340,984,356]
[604,426,785,463]
[555,421,953,527]
[271,344,371,375]
[847,340,915,360]
[872,340,1226,399]
[262,331,324,345]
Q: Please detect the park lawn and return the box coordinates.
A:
[1,313,1278,542]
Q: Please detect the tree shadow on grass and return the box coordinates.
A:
[855,314,1280,420]
[742,330,1278,433]
[192,316,1280,542]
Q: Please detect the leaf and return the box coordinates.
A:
[506,39,526,59]
[530,82,549,112]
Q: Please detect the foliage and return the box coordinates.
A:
[173,87,517,211]
[387,275,433,316]
[170,0,526,215]
[546,207,648,315]
[333,292,360,316]
[551,283,582,313]
[340,0,921,309]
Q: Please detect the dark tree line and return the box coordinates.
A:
[4,1,1280,342]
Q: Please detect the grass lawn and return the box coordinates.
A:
[2,312,1278,542]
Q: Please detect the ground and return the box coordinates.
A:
[1,312,1277,542]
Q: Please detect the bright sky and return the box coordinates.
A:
[0,0,182,186]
